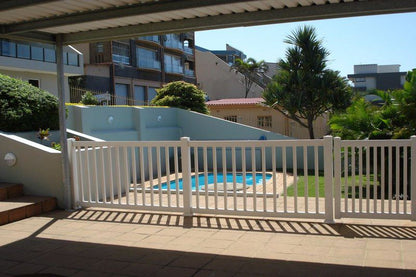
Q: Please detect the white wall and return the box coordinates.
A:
[195,50,264,100]
[0,69,71,102]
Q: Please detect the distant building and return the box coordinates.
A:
[74,32,196,105]
[348,64,407,91]
[206,98,328,139]
[0,39,83,102]
[195,45,278,100]
[196,44,246,65]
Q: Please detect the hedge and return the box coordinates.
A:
[0,74,59,132]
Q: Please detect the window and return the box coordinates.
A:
[31,46,43,61]
[67,53,79,66]
[96,42,104,53]
[224,115,237,122]
[257,116,272,128]
[139,36,160,43]
[136,47,161,70]
[44,48,56,63]
[112,41,130,65]
[28,79,40,88]
[355,77,366,82]
[1,40,16,57]
[164,34,183,50]
[134,85,146,105]
[17,43,30,59]
[115,83,129,105]
[148,87,158,104]
[164,54,183,74]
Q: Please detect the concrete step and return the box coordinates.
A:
[0,195,57,225]
[0,183,23,200]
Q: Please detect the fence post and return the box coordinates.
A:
[333,137,341,219]
[181,137,193,217]
[324,136,335,223]
[67,138,79,209]
[411,136,416,221]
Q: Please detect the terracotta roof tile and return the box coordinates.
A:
[206,98,265,106]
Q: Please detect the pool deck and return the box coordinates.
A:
[0,209,415,276]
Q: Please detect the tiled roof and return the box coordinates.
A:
[206,98,265,106]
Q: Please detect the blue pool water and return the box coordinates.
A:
[157,173,272,191]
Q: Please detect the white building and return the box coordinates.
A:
[0,39,83,101]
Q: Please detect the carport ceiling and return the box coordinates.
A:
[1,0,416,44]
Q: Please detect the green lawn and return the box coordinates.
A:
[286,174,379,198]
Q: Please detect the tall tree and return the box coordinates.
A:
[263,26,351,139]
[231,58,269,98]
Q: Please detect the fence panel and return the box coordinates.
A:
[334,139,413,219]
[71,140,184,212]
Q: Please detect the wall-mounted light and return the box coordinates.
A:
[157,115,162,121]
[4,153,16,167]
[107,115,114,125]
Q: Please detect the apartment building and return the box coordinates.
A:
[0,39,83,102]
[348,64,407,91]
[74,32,196,105]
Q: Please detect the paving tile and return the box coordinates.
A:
[169,254,214,269]
[40,266,79,276]
[119,262,162,276]
[193,269,235,277]
[3,262,46,275]
[203,257,247,272]
[364,258,404,269]
[154,266,197,277]
[87,259,131,274]
[366,249,402,261]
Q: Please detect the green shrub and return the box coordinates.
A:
[151,81,208,114]
[0,74,59,132]
[80,91,99,105]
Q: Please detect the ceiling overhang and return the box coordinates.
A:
[1,0,416,45]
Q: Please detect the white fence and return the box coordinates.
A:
[68,136,416,221]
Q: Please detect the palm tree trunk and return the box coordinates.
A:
[307,117,315,139]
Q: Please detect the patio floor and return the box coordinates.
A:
[0,209,415,276]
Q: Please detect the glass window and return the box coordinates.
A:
[224,116,237,123]
[134,85,146,105]
[44,48,56,63]
[115,84,129,105]
[139,36,160,43]
[148,87,158,104]
[257,116,272,128]
[136,47,161,70]
[17,43,30,59]
[164,34,183,50]
[31,46,43,61]
[1,40,16,57]
[67,53,79,66]
[112,41,130,65]
[28,79,40,88]
[96,42,104,53]
[164,54,183,74]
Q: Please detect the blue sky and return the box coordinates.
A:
[195,12,416,78]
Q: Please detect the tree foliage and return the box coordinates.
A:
[0,74,59,132]
[80,91,99,105]
[231,58,268,98]
[151,81,208,114]
[330,69,416,139]
[263,26,351,139]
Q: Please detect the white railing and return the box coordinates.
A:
[334,137,416,220]
[68,136,416,221]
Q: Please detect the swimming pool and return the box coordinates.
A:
[156,173,272,191]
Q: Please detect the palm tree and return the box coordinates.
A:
[263,26,351,139]
[231,57,269,98]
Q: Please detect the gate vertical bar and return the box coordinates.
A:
[181,137,192,217]
[334,137,341,219]
[411,136,416,221]
[324,136,334,223]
